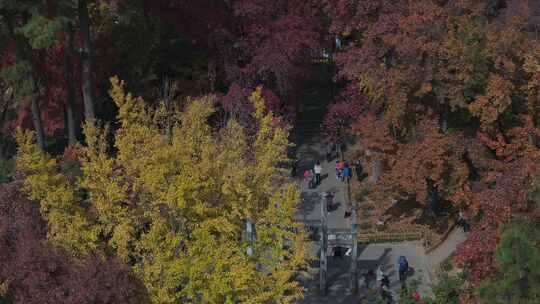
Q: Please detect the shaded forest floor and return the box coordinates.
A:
[291,64,433,302]
[343,148,458,247]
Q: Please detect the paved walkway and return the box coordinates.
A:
[428,227,467,266]
[426,227,468,284]
[298,241,433,304]
[293,117,433,302]
[289,68,471,302]
[294,137,349,230]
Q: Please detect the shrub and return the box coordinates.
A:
[0,158,13,184]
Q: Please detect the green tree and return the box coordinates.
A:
[0,0,54,149]
[477,219,540,303]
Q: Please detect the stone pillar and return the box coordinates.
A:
[320,192,328,295]
[350,201,358,293]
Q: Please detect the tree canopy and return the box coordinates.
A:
[477,218,540,303]
[12,78,307,303]
[2,0,540,302]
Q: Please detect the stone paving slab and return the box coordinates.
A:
[295,140,350,230]
[293,103,435,302]
[298,242,432,304]
[426,227,468,284]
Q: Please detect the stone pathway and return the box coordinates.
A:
[289,67,468,302]
[426,227,468,284]
[293,119,433,302]
[294,138,349,230]
[298,241,432,304]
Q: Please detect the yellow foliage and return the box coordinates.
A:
[109,76,150,128]
[15,128,98,255]
[358,74,384,103]
[79,122,133,261]
[16,77,307,303]
[252,87,292,203]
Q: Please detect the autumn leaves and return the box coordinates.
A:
[15,80,307,303]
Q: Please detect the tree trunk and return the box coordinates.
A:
[245,219,254,256]
[0,105,6,160]
[64,24,77,145]
[463,150,480,181]
[439,95,448,135]
[159,77,177,142]
[29,78,45,150]
[497,119,510,143]
[79,0,96,122]
[4,15,45,150]
[426,178,438,216]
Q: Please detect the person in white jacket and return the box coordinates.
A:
[376,266,384,283]
[314,161,322,185]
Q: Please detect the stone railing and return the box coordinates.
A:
[357,229,433,248]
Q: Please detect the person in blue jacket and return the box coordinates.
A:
[398,255,409,283]
[341,163,351,182]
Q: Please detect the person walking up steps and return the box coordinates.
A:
[342,162,351,183]
[326,144,334,162]
[457,210,470,232]
[354,160,363,182]
[336,160,344,180]
[398,255,409,285]
[380,274,392,304]
[304,169,315,189]
[314,161,322,186]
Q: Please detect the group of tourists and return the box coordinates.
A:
[301,153,365,220]
[295,142,468,303]
[375,255,420,303]
[303,158,364,189]
[297,145,431,302]
[335,160,350,182]
[336,159,366,183]
[303,161,322,189]
[299,139,366,189]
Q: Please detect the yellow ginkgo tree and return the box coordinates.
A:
[16,77,308,303]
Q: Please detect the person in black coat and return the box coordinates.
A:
[326,144,334,162]
[354,160,363,182]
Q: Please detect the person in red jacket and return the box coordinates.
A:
[336,160,344,180]
[304,169,315,189]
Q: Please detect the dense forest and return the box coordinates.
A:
[1,0,540,303]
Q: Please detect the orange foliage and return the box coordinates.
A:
[469,74,513,126]
[325,0,540,297]
[379,118,468,204]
